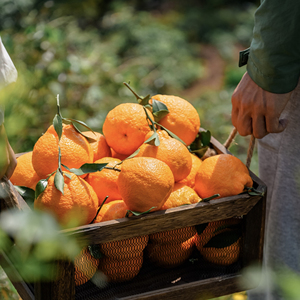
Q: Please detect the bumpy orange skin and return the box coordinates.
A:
[10,152,42,190]
[161,182,201,210]
[32,124,93,179]
[86,157,122,205]
[103,103,153,156]
[178,153,203,189]
[136,137,192,182]
[151,94,200,146]
[34,172,98,227]
[93,200,128,223]
[194,154,253,199]
[117,157,174,212]
[82,131,112,162]
[74,247,100,286]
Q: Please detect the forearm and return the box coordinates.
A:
[247,0,300,93]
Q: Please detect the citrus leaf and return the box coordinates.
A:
[139,94,151,106]
[14,186,35,205]
[200,130,211,147]
[191,146,209,158]
[62,163,108,176]
[245,186,264,196]
[88,245,103,259]
[126,206,156,217]
[63,117,95,133]
[202,194,220,202]
[144,132,160,146]
[152,99,169,122]
[203,229,242,249]
[54,170,64,195]
[195,223,209,235]
[53,114,63,140]
[64,172,72,179]
[155,122,186,145]
[35,179,48,199]
[189,134,202,151]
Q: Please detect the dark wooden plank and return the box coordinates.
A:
[119,274,255,300]
[0,250,35,300]
[64,194,263,244]
[34,259,75,300]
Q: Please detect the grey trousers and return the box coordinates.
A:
[248,80,300,300]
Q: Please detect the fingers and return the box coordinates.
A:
[252,115,268,139]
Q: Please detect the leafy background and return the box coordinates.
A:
[0,0,259,299]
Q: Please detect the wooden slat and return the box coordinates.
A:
[64,193,263,244]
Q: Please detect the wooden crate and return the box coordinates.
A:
[0,135,266,300]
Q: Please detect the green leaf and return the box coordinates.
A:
[139,94,151,106]
[126,206,156,217]
[53,114,63,140]
[195,223,209,235]
[191,146,208,158]
[62,163,108,176]
[63,117,94,133]
[245,186,264,196]
[152,99,169,122]
[88,245,103,259]
[144,132,160,146]
[203,229,242,249]
[54,170,64,195]
[155,122,186,145]
[200,130,211,147]
[64,172,72,179]
[202,194,220,202]
[14,186,35,205]
[35,179,48,199]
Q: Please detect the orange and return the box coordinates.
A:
[111,148,128,161]
[74,247,100,286]
[93,200,128,223]
[94,202,149,282]
[194,218,242,266]
[10,152,42,190]
[194,154,253,199]
[147,226,197,268]
[117,157,174,212]
[136,137,192,182]
[82,131,111,162]
[151,94,200,146]
[177,153,203,188]
[34,171,98,227]
[103,103,154,156]
[32,124,93,179]
[86,157,122,205]
[161,182,201,210]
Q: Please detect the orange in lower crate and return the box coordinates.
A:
[86,157,122,205]
[34,171,98,227]
[194,218,242,266]
[147,226,197,268]
[74,247,100,286]
[82,131,112,162]
[10,151,42,190]
[99,235,149,282]
[117,157,174,212]
[194,154,253,199]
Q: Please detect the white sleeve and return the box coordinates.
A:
[0,37,18,90]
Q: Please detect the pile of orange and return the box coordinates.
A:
[11,91,253,282]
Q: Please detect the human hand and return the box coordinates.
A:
[231,72,292,139]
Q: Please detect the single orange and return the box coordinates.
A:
[32,124,93,179]
[136,137,192,182]
[74,247,100,286]
[85,157,122,205]
[10,152,42,190]
[93,200,128,223]
[151,94,200,146]
[34,171,98,227]
[117,157,174,212]
[177,153,203,189]
[161,182,201,210]
[82,131,111,161]
[103,103,153,156]
[194,154,253,199]
[111,148,128,161]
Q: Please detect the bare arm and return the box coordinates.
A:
[231,72,292,139]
